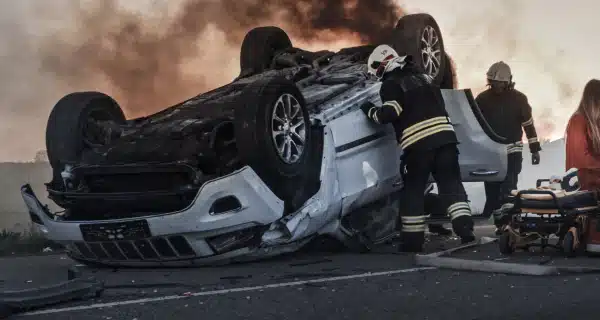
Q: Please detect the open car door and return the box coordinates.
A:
[441,89,508,183]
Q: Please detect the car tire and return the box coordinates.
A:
[391,13,447,85]
[46,91,126,187]
[439,53,457,89]
[239,26,293,78]
[233,77,312,209]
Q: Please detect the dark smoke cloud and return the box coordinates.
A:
[41,0,405,118]
[220,0,402,43]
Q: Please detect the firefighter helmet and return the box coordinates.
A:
[367,45,407,80]
[486,61,512,82]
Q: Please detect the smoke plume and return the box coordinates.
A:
[1,0,598,161]
[39,0,404,118]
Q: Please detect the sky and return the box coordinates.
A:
[0,0,597,161]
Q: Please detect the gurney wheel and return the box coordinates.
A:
[562,230,577,258]
[499,231,514,255]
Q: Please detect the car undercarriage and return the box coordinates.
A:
[21,13,509,267]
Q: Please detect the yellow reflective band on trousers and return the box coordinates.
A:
[528,137,538,144]
[401,215,426,223]
[382,100,403,116]
[400,123,454,149]
[447,202,471,220]
[507,142,523,154]
[401,215,426,233]
[493,203,513,218]
[402,224,426,232]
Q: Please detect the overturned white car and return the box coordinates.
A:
[21,13,508,267]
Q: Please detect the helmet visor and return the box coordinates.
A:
[370,54,395,78]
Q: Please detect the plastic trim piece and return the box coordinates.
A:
[0,267,103,318]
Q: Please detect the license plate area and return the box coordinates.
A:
[80,220,151,242]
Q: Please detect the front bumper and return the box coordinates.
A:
[21,166,298,267]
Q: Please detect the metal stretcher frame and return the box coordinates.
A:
[513,179,597,212]
[414,180,600,275]
[500,179,600,255]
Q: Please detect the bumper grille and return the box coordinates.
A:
[71,235,196,262]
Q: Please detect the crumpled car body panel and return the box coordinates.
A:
[22,45,508,266]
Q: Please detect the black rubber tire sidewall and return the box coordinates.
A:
[234,77,312,201]
[439,53,457,89]
[391,13,447,84]
[239,26,293,77]
[46,91,125,183]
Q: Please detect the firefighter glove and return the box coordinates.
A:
[532,152,540,165]
[360,101,375,116]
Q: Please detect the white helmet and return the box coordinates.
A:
[486,61,512,82]
[367,44,407,80]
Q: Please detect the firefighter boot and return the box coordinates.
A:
[399,231,425,253]
[451,216,476,244]
[492,205,512,235]
[428,224,453,236]
[398,215,427,252]
[460,230,476,244]
[448,202,476,244]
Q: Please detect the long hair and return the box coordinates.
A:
[574,79,600,155]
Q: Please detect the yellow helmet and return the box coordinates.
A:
[486,61,512,82]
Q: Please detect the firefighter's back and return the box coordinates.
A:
[475,88,528,144]
[385,68,458,153]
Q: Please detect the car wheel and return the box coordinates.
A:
[234,77,312,209]
[46,91,125,188]
[239,26,293,78]
[391,13,447,85]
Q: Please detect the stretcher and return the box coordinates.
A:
[497,178,600,257]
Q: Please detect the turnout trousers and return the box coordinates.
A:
[398,143,474,251]
[483,151,523,222]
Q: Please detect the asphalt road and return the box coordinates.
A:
[3,224,600,320]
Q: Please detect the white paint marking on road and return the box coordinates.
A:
[23,267,435,316]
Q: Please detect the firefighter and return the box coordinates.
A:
[425,192,454,236]
[475,61,542,227]
[361,44,475,252]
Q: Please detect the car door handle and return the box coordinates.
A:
[469,170,499,176]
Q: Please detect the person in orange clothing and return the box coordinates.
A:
[565,79,600,191]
